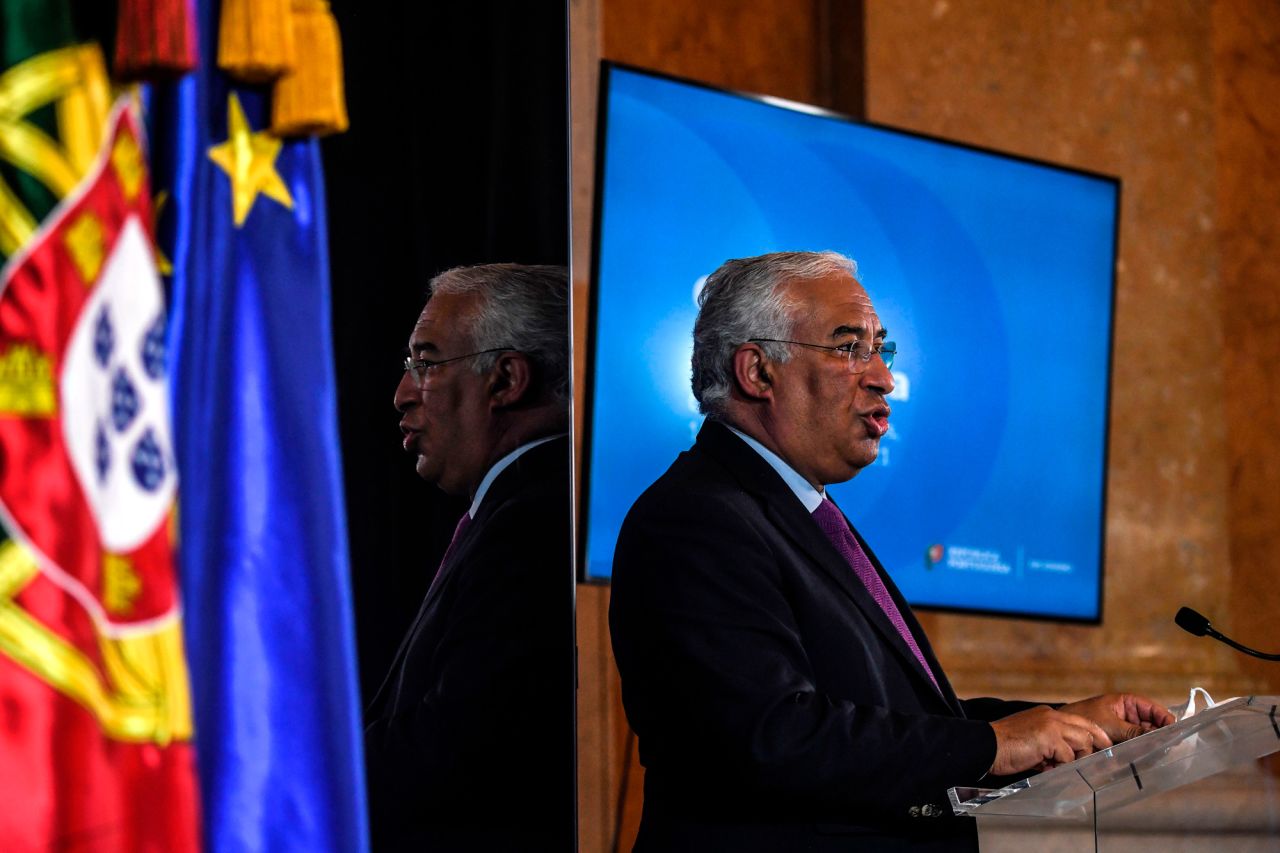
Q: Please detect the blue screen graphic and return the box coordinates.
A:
[584,66,1117,622]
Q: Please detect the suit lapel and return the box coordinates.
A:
[698,422,956,714]
[759,493,881,633]
[367,513,477,714]
[368,437,568,716]
[766,494,952,712]
[845,521,966,716]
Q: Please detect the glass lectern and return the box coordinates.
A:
[950,695,1280,851]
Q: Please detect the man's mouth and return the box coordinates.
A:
[401,426,420,452]
[860,404,891,438]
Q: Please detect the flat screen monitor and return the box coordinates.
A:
[582,63,1118,623]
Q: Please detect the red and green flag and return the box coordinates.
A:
[0,3,201,849]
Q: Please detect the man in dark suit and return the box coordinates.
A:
[609,251,1172,851]
[365,264,573,851]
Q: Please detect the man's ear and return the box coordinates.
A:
[487,352,534,408]
[731,344,773,402]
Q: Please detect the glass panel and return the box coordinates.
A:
[327,4,574,848]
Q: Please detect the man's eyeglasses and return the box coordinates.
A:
[748,338,896,372]
[402,348,516,384]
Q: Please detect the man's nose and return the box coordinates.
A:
[393,369,420,413]
[861,352,894,396]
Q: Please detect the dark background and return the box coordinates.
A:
[323,1,568,706]
[322,8,572,835]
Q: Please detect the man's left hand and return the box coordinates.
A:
[1058,693,1176,744]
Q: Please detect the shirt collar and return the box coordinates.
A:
[469,434,563,517]
[724,425,825,513]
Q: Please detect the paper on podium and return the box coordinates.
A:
[949,695,1280,820]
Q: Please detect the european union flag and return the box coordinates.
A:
[146,1,368,850]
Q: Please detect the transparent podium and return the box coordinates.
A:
[949,695,1280,852]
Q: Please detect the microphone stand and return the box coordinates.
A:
[1175,607,1280,662]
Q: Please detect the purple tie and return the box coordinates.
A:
[428,511,472,592]
[811,498,941,694]
[388,510,474,702]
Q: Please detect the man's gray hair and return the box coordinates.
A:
[429,263,569,402]
[691,251,859,416]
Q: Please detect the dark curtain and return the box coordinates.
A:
[323,0,570,812]
[323,0,572,839]
[324,0,568,706]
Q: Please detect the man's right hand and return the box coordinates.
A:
[989,705,1114,776]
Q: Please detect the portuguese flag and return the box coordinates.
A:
[0,2,202,849]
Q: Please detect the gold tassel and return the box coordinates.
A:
[271,0,349,137]
[218,0,295,83]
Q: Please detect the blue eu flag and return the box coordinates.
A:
[147,2,368,849]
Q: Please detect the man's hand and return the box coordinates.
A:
[989,705,1113,776]
[1058,693,1176,744]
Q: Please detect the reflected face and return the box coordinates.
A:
[766,271,894,487]
[393,291,491,495]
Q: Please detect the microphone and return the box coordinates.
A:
[1174,607,1211,637]
[1175,607,1280,662]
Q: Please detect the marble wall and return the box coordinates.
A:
[1214,0,1280,700]
[865,0,1277,705]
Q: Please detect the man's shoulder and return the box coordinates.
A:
[451,441,570,585]
[626,421,792,518]
[474,437,570,521]
[625,435,749,519]
[614,433,779,583]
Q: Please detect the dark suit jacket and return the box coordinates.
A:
[364,437,574,852]
[610,422,1036,851]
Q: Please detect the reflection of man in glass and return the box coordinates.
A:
[609,251,1172,851]
[365,264,572,851]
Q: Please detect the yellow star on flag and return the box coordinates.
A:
[207,92,294,227]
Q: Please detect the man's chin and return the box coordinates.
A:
[842,439,880,478]
[414,455,438,484]
[861,444,881,469]
[418,458,471,496]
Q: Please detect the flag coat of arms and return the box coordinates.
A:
[0,1,367,848]
[0,99,201,849]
